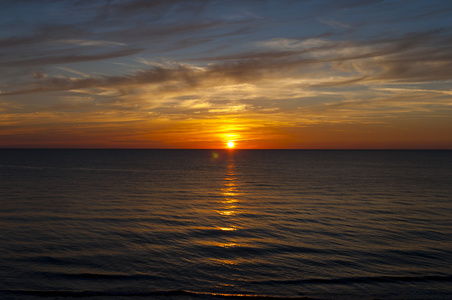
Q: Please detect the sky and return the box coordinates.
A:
[1,0,452,149]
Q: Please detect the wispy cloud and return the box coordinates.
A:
[4,27,451,96]
[1,48,143,67]
[56,67,90,78]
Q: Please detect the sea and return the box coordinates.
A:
[0,149,451,300]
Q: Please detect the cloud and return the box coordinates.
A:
[320,19,352,29]
[99,0,210,17]
[53,39,127,46]
[1,0,452,139]
[1,65,197,96]
[32,71,48,80]
[1,48,143,67]
[0,24,88,48]
[2,27,452,97]
[56,67,90,78]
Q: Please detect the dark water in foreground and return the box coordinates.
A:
[1,149,451,300]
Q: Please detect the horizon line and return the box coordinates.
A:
[1,148,450,151]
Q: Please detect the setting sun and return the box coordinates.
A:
[227,142,235,149]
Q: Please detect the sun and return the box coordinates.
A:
[227,141,235,149]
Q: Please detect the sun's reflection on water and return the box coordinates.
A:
[207,152,244,250]
[200,151,247,272]
[217,153,240,220]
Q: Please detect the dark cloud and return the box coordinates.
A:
[1,65,197,96]
[0,24,89,48]
[107,0,210,16]
[2,48,143,67]
[32,71,48,80]
[103,20,225,44]
[3,26,452,96]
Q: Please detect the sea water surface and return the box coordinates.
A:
[0,149,451,299]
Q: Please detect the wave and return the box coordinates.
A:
[36,271,166,281]
[3,275,450,299]
[0,163,150,173]
[254,274,452,285]
[1,289,319,299]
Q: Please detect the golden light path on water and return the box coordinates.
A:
[218,154,238,229]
